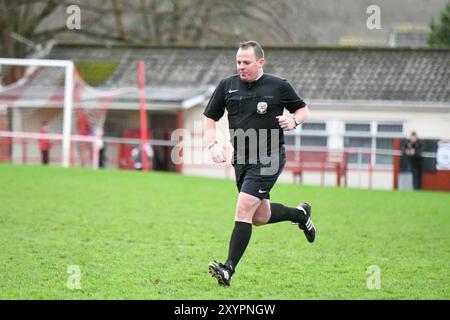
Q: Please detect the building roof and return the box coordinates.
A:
[0,58,210,111]
[45,45,450,103]
[2,44,450,107]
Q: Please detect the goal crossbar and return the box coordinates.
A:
[0,58,74,168]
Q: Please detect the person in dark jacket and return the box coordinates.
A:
[404,131,423,190]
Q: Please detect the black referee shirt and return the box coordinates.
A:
[204,73,306,164]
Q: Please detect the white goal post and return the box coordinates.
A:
[0,58,74,168]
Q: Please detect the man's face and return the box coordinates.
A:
[236,47,265,82]
[410,135,417,143]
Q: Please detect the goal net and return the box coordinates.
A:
[0,58,127,168]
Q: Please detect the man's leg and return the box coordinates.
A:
[42,150,49,165]
[209,192,260,286]
[252,200,316,243]
[225,192,261,270]
[411,165,420,189]
[417,166,422,189]
[252,200,305,225]
[252,199,271,226]
[413,164,422,190]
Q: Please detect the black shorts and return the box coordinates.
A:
[232,147,286,200]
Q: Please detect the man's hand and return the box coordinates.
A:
[276,116,296,131]
[209,143,226,163]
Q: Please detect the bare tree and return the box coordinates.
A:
[111,0,128,40]
[0,0,60,58]
[0,0,298,60]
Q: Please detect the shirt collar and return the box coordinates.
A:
[254,70,264,82]
[243,71,264,85]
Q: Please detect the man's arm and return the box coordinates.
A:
[293,105,310,125]
[414,140,423,158]
[277,105,310,131]
[404,141,412,156]
[204,116,218,144]
[204,116,226,163]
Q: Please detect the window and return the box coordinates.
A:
[344,136,371,164]
[344,121,404,166]
[345,123,370,132]
[377,124,403,133]
[302,122,326,131]
[300,121,328,148]
[376,138,394,165]
[301,136,328,147]
[285,121,328,149]
[375,123,403,164]
[284,134,296,147]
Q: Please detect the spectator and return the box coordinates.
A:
[404,131,423,190]
[39,121,51,165]
[131,143,154,170]
[95,127,106,168]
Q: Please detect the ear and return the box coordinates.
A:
[258,58,265,67]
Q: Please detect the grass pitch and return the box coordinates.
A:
[0,164,449,299]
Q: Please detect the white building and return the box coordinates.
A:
[1,45,449,190]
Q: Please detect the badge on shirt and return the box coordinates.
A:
[256,101,268,114]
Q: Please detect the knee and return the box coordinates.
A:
[252,204,271,226]
[252,216,266,226]
[235,201,257,222]
[235,206,252,222]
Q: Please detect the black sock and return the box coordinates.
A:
[225,221,252,272]
[268,203,305,224]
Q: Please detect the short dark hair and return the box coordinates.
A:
[239,40,264,60]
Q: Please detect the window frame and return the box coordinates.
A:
[344,120,405,167]
[285,120,329,149]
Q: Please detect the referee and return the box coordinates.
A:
[204,41,316,286]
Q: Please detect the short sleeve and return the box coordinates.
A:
[281,80,306,113]
[203,80,226,121]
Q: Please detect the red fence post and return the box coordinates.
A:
[138,60,149,171]
[22,138,27,164]
[393,138,401,190]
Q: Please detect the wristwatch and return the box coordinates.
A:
[208,141,218,150]
[293,117,301,128]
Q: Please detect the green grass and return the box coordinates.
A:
[0,164,449,299]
